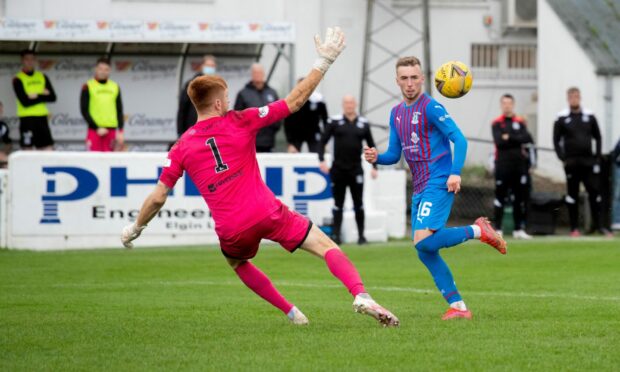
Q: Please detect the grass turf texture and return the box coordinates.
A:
[1,238,619,371]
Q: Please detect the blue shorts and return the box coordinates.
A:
[411,184,454,233]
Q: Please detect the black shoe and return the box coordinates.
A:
[357,236,368,245]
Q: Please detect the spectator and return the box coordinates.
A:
[284,78,328,153]
[80,57,125,152]
[491,94,534,239]
[12,49,56,150]
[234,63,282,152]
[177,55,217,137]
[0,101,13,167]
[553,87,612,237]
[318,95,377,245]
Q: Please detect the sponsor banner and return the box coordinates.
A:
[6,152,405,250]
[0,55,253,143]
[0,19,295,43]
[8,152,333,249]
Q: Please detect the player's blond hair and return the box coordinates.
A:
[395,56,421,71]
[187,75,228,112]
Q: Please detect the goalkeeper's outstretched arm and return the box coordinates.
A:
[285,27,345,114]
[121,182,170,248]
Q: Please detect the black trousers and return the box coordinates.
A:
[494,163,530,231]
[330,168,365,239]
[564,159,603,231]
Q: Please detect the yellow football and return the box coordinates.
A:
[434,61,473,98]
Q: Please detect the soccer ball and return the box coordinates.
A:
[434,61,473,98]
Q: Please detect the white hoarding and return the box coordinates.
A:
[7,152,406,250]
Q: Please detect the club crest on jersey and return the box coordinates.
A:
[411,112,421,125]
[258,106,269,118]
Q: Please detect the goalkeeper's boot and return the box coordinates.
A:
[353,293,400,327]
[442,307,473,320]
[475,217,507,255]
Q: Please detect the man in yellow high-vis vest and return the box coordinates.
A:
[12,49,57,150]
[80,57,125,152]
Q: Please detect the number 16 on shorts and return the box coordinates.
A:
[417,201,432,223]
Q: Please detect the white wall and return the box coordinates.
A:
[537,0,605,180]
[610,77,620,149]
[5,0,286,21]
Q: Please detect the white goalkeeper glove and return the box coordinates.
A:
[121,223,146,249]
[313,26,346,74]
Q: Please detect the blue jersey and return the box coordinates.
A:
[377,93,467,194]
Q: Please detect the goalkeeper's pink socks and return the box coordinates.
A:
[324,248,366,296]
[233,249,365,314]
[234,261,293,314]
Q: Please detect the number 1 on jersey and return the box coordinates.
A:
[206,137,229,173]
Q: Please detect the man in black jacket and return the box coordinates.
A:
[319,95,378,245]
[553,87,612,237]
[284,78,328,153]
[176,55,217,138]
[234,63,282,152]
[491,94,534,239]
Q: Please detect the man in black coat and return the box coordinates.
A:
[284,78,328,153]
[491,94,534,239]
[234,63,282,152]
[553,87,612,237]
[176,55,217,138]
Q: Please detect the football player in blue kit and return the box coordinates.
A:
[364,56,507,320]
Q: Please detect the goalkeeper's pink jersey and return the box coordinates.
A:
[159,99,291,239]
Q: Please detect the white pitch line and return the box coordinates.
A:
[2,279,619,302]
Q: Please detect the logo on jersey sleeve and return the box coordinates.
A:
[164,158,172,167]
[258,106,269,118]
[438,114,450,122]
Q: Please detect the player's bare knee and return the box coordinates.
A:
[413,229,434,245]
[301,225,339,258]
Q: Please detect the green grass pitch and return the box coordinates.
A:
[1,238,619,371]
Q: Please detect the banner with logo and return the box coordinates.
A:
[0,55,254,145]
[0,19,295,43]
[6,152,405,250]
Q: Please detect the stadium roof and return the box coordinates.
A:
[547,0,620,75]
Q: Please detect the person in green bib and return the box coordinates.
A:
[80,57,125,152]
[12,49,57,150]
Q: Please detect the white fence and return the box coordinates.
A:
[2,152,406,250]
